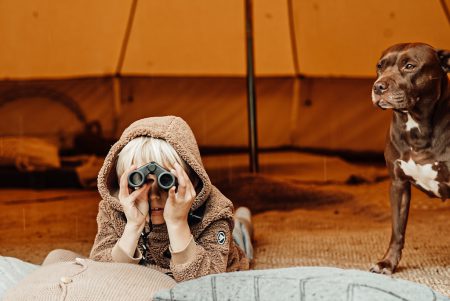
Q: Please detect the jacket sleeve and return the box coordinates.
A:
[89,200,142,264]
[169,218,232,282]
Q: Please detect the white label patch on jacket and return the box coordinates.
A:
[405,113,421,133]
[217,231,226,245]
[398,158,440,197]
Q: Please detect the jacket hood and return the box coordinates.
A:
[97,116,212,213]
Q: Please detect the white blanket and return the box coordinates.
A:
[154,266,450,301]
[0,256,38,299]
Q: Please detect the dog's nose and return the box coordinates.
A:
[373,81,388,95]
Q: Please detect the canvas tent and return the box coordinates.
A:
[0,0,449,154]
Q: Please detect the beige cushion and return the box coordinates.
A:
[4,250,176,301]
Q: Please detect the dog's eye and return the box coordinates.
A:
[376,63,382,70]
[405,63,415,70]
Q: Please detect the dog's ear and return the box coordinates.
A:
[437,49,450,73]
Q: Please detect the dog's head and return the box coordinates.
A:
[372,43,449,111]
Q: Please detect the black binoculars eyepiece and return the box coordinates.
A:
[128,162,177,190]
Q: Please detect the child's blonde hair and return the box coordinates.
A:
[116,137,192,183]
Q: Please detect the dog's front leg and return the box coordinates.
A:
[370,179,411,274]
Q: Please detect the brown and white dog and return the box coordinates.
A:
[370,43,449,274]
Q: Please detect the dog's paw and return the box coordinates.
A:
[369,260,395,275]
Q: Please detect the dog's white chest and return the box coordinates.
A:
[398,158,441,197]
[405,113,421,132]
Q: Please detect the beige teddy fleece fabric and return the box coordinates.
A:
[90,116,249,282]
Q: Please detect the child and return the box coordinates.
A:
[90,116,252,282]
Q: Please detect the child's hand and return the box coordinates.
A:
[118,165,150,230]
[163,163,196,227]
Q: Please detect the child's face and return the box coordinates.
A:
[146,173,169,225]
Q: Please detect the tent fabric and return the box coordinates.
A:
[294,0,450,77]
[0,77,390,152]
[0,0,131,79]
[1,0,449,79]
[0,79,115,149]
[0,0,447,152]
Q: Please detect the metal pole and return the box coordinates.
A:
[244,0,259,173]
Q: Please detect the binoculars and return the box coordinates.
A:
[128,162,177,190]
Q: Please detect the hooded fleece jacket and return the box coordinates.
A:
[90,116,249,282]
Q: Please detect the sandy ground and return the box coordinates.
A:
[0,152,449,296]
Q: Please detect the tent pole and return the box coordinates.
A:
[244,0,259,173]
